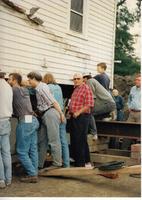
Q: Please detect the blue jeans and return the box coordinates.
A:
[0,119,12,183]
[60,122,70,167]
[41,108,62,167]
[117,110,124,121]
[16,116,39,176]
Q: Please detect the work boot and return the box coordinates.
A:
[20,176,38,183]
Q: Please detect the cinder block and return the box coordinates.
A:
[87,135,108,152]
[131,144,141,162]
[131,144,141,152]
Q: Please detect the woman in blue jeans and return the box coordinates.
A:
[43,73,70,167]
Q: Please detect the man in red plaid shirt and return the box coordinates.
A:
[69,73,94,167]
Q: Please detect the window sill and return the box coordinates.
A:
[66,31,88,41]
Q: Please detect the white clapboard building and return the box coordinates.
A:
[0,0,117,156]
[0,0,116,87]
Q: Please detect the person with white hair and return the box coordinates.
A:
[112,89,124,121]
[68,73,94,167]
[0,69,13,188]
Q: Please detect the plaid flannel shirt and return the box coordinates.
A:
[69,83,94,114]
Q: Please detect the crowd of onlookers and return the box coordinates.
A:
[0,62,141,188]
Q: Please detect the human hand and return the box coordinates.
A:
[60,113,65,123]
[73,111,80,118]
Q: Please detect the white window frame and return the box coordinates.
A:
[67,0,88,39]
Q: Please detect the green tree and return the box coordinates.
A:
[114,0,140,75]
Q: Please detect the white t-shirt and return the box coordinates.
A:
[0,78,13,119]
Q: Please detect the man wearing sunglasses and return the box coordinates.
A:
[68,73,94,167]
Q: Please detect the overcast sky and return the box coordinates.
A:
[126,0,140,57]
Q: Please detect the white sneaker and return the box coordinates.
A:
[0,180,6,189]
[6,181,11,186]
[92,135,98,141]
[85,163,94,169]
[70,158,75,162]
[102,117,112,121]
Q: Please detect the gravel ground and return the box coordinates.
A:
[0,174,141,197]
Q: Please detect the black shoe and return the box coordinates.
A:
[20,176,38,183]
[38,165,61,175]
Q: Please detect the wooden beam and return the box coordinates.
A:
[38,165,141,178]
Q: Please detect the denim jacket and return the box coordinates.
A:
[48,84,64,111]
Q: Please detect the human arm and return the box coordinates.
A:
[38,86,65,122]
[53,101,65,122]
[73,105,91,118]
[73,85,94,118]
[127,89,132,111]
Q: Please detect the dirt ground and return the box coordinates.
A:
[0,173,141,197]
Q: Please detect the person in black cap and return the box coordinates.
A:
[83,73,116,120]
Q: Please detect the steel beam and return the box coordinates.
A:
[96,120,141,139]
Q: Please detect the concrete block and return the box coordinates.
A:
[131,144,141,162]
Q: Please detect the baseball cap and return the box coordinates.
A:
[83,72,92,78]
[0,69,6,78]
[0,69,6,74]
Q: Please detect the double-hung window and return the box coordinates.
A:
[70,0,84,34]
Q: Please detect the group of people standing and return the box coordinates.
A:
[0,62,141,188]
[0,70,70,187]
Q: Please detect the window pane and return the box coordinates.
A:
[70,11,83,33]
[71,0,83,13]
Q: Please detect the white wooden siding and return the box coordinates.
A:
[0,0,116,85]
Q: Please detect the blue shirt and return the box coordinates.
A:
[48,84,64,111]
[113,95,124,110]
[128,86,141,110]
[94,73,110,91]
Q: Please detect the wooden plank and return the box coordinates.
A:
[38,165,141,177]
[105,149,130,157]
[39,167,94,177]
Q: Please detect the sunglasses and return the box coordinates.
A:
[73,78,81,81]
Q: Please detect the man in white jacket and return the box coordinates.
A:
[0,70,13,189]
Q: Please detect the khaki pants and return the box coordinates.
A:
[127,111,141,123]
